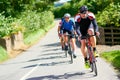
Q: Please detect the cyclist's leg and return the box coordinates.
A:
[88,23,96,48]
[80,39,87,59]
[88,23,98,57]
[69,31,77,58]
[81,38,90,68]
[60,36,65,50]
[63,30,68,50]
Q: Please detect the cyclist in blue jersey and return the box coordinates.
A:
[59,13,77,58]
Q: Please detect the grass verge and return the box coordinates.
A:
[0,46,9,62]
[24,22,55,46]
[100,50,120,70]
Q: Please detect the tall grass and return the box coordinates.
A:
[0,46,8,62]
[101,50,120,70]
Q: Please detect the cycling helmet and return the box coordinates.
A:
[79,5,88,14]
[64,13,71,18]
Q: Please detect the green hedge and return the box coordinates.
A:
[0,10,54,62]
[96,3,120,27]
[0,14,14,38]
[18,10,54,37]
[0,14,25,38]
[0,11,54,38]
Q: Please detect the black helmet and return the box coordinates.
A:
[79,5,88,14]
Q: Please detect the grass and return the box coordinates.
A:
[101,50,120,70]
[24,22,55,45]
[0,46,9,62]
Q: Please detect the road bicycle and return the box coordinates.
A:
[82,34,98,76]
[64,33,74,64]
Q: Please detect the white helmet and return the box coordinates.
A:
[64,13,71,18]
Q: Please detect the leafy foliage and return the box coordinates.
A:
[0,0,58,17]
[18,10,54,37]
[54,0,120,27]
[0,14,14,37]
[97,3,120,27]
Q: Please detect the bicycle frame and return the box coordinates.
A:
[86,36,96,63]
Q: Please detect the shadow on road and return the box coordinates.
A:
[23,60,70,68]
[26,71,96,80]
[27,55,66,62]
[42,42,60,47]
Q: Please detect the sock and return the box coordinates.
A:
[84,57,87,62]
[93,47,96,51]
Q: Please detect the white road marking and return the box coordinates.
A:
[19,63,39,80]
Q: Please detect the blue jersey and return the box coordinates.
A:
[61,19,75,31]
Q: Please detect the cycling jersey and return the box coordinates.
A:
[74,12,99,36]
[59,18,75,31]
[58,18,75,38]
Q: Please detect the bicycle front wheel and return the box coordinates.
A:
[68,44,73,64]
[90,61,97,76]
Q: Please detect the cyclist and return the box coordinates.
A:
[58,18,65,50]
[59,13,77,58]
[74,5,100,68]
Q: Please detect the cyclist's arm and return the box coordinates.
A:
[92,19,99,32]
[88,12,99,32]
[75,22,81,36]
[74,13,81,36]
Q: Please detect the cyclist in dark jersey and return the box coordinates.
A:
[74,5,100,68]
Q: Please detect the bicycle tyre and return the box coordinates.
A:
[68,44,73,64]
[88,46,97,76]
[90,61,97,76]
[65,50,67,57]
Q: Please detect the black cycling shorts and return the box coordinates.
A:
[63,29,75,38]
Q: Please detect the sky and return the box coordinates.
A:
[55,0,71,3]
[59,0,71,3]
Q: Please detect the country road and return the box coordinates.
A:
[0,20,119,80]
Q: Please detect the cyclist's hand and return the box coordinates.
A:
[95,32,100,37]
[58,33,62,37]
[78,35,81,41]
[74,31,77,35]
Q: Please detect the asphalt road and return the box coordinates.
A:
[0,20,119,80]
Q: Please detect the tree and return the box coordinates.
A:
[0,0,58,17]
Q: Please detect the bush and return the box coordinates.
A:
[0,13,25,38]
[0,14,14,38]
[18,10,54,37]
[96,3,120,27]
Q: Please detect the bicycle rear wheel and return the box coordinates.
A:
[64,50,68,57]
